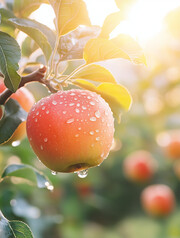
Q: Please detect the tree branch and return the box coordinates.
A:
[0,66,57,105]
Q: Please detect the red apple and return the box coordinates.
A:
[141,184,175,217]
[26,89,114,173]
[123,150,157,183]
[0,80,35,143]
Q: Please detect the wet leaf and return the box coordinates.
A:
[48,0,91,36]
[71,64,116,83]
[9,18,55,61]
[0,99,27,145]
[1,164,53,189]
[73,79,132,121]
[0,31,21,92]
[83,38,130,64]
[0,210,34,238]
[58,25,100,61]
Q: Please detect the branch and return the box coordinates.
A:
[0,66,56,105]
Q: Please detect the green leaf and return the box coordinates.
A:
[111,34,146,65]
[13,0,49,18]
[0,8,16,36]
[1,164,53,189]
[9,18,55,61]
[21,37,38,57]
[83,38,130,64]
[58,25,100,61]
[71,64,116,83]
[0,99,27,145]
[73,79,132,121]
[0,210,34,238]
[48,0,91,36]
[0,31,21,92]
[100,11,124,38]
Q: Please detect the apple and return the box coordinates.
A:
[141,184,175,217]
[123,150,157,183]
[0,80,35,143]
[26,89,114,173]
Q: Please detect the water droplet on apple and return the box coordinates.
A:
[66,118,74,124]
[52,100,57,105]
[90,117,96,122]
[95,111,101,118]
[69,103,74,106]
[90,101,95,106]
[76,169,88,178]
[44,138,48,142]
[75,108,80,113]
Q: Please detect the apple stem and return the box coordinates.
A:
[0,66,57,105]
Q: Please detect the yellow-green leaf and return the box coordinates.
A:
[100,11,124,38]
[84,38,130,64]
[111,34,146,65]
[71,64,116,83]
[49,0,91,36]
[73,79,132,121]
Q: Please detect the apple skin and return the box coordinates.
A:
[123,150,157,183]
[0,80,35,143]
[141,184,175,217]
[26,89,114,173]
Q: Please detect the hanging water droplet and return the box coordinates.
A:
[95,111,101,118]
[90,117,96,121]
[76,169,88,178]
[45,182,54,191]
[66,118,74,124]
[51,171,57,175]
[12,140,21,147]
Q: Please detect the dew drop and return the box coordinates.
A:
[66,118,74,124]
[12,140,21,147]
[46,110,49,114]
[90,131,94,135]
[35,118,38,122]
[76,169,88,178]
[32,108,35,111]
[42,106,45,110]
[70,93,76,96]
[90,117,96,122]
[44,138,48,142]
[82,106,87,110]
[78,127,81,131]
[87,96,91,99]
[69,103,74,106]
[90,101,95,106]
[45,182,54,191]
[36,111,39,115]
[40,145,43,150]
[95,129,99,133]
[74,98,77,100]
[59,102,63,104]
[51,171,57,175]
[95,111,101,118]
[75,134,79,137]
[63,111,67,114]
[77,103,80,107]
[75,108,80,113]
[52,100,57,105]
[41,102,44,106]
[96,137,100,141]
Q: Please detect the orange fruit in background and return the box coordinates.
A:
[0,80,35,144]
[26,89,114,173]
[141,184,175,217]
[123,150,157,183]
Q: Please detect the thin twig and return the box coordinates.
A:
[0,66,56,105]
